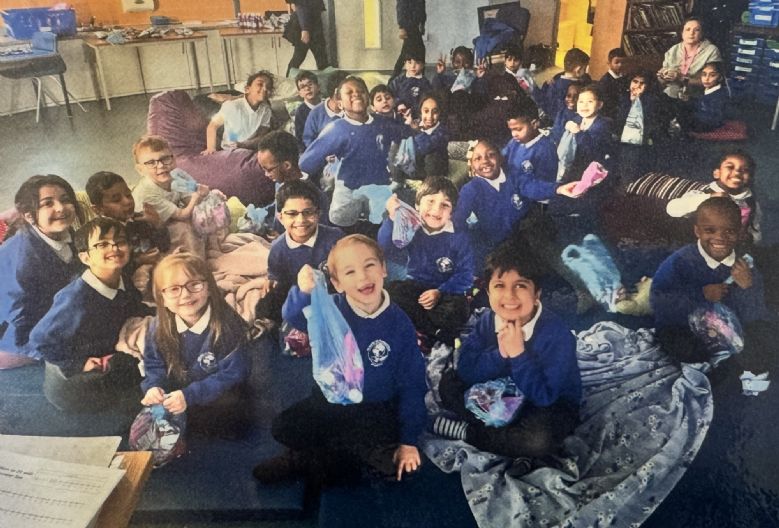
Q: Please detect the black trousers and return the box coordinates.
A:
[439,369,580,459]
[387,280,469,344]
[286,16,329,76]
[393,27,425,77]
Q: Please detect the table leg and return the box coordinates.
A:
[204,38,214,92]
[221,37,231,90]
[188,41,202,92]
[773,93,779,131]
[136,48,148,97]
[94,46,111,111]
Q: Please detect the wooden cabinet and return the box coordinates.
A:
[591,0,694,78]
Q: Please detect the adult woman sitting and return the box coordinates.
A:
[657,17,721,99]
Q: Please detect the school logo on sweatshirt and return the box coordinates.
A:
[436,256,454,274]
[512,193,523,210]
[522,160,534,173]
[367,339,390,367]
[376,134,385,152]
[198,351,218,373]
[411,86,420,98]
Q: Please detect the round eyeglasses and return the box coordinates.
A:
[160,279,206,298]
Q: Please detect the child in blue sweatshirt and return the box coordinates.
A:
[0,175,84,369]
[300,76,413,229]
[370,84,403,123]
[302,71,348,147]
[411,93,449,178]
[141,252,251,435]
[539,48,591,124]
[293,70,321,152]
[378,178,473,346]
[253,235,427,484]
[30,218,153,412]
[550,82,582,145]
[683,62,729,133]
[255,180,344,327]
[651,197,775,371]
[388,47,431,118]
[432,243,581,461]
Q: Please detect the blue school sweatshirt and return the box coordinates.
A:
[283,287,428,446]
[502,134,559,201]
[597,72,629,120]
[302,99,341,147]
[551,107,578,145]
[294,101,316,151]
[539,73,591,123]
[142,307,250,407]
[267,224,344,285]
[650,243,773,329]
[299,115,411,190]
[570,114,613,168]
[377,219,474,294]
[388,74,431,113]
[28,272,153,376]
[457,307,582,407]
[694,86,728,131]
[413,122,449,166]
[0,227,83,357]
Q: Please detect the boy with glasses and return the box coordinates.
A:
[255,179,343,330]
[293,71,321,152]
[29,217,154,412]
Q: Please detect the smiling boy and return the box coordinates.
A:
[378,177,474,346]
[29,218,153,411]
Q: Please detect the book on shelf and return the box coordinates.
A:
[623,32,680,56]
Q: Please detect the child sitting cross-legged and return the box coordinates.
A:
[29,218,154,412]
[253,235,428,484]
[255,179,344,329]
[203,70,273,154]
[378,178,473,347]
[651,197,776,373]
[141,253,251,435]
[431,243,582,465]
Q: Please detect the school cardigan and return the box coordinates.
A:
[457,307,582,408]
[300,115,411,190]
[283,287,428,446]
[142,307,250,407]
[378,218,474,294]
[650,243,772,329]
[267,224,344,285]
[29,273,152,376]
[0,227,83,357]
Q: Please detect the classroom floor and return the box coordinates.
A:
[1,88,778,527]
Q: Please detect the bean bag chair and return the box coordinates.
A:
[689,120,748,141]
[146,90,275,207]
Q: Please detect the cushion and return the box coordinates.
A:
[147,90,275,207]
[689,120,748,141]
[625,172,708,202]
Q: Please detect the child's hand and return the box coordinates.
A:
[497,320,525,358]
[141,387,166,406]
[83,357,103,372]
[196,184,210,198]
[301,30,311,44]
[418,289,441,310]
[731,258,753,289]
[385,194,402,218]
[393,444,421,481]
[703,283,728,302]
[163,390,187,415]
[475,58,488,78]
[297,264,317,294]
[398,28,408,40]
[556,181,581,198]
[140,202,162,227]
[436,54,446,74]
[564,121,580,134]
[201,147,217,155]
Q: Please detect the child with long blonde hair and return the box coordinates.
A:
[141,253,251,434]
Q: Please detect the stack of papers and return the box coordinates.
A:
[0,435,125,528]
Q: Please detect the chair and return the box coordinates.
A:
[0,31,85,122]
[476,2,531,55]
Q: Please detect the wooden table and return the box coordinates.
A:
[83,32,214,110]
[218,27,283,88]
[96,451,153,528]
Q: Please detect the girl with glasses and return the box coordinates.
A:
[139,253,251,439]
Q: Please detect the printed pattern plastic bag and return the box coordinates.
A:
[192,191,230,236]
[688,303,744,367]
[392,200,423,249]
[170,168,198,193]
[465,377,525,427]
[556,130,577,182]
[303,270,364,404]
[129,404,187,467]
[562,234,624,312]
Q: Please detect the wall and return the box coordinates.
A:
[1,0,285,27]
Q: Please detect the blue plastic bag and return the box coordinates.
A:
[562,234,624,312]
[170,168,198,193]
[392,201,423,249]
[303,270,364,404]
[465,377,525,427]
[353,184,393,224]
[556,130,577,182]
[237,203,274,235]
[391,137,417,176]
[451,68,476,93]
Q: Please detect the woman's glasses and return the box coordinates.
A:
[161,279,206,298]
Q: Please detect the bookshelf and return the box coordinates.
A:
[590,0,695,78]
